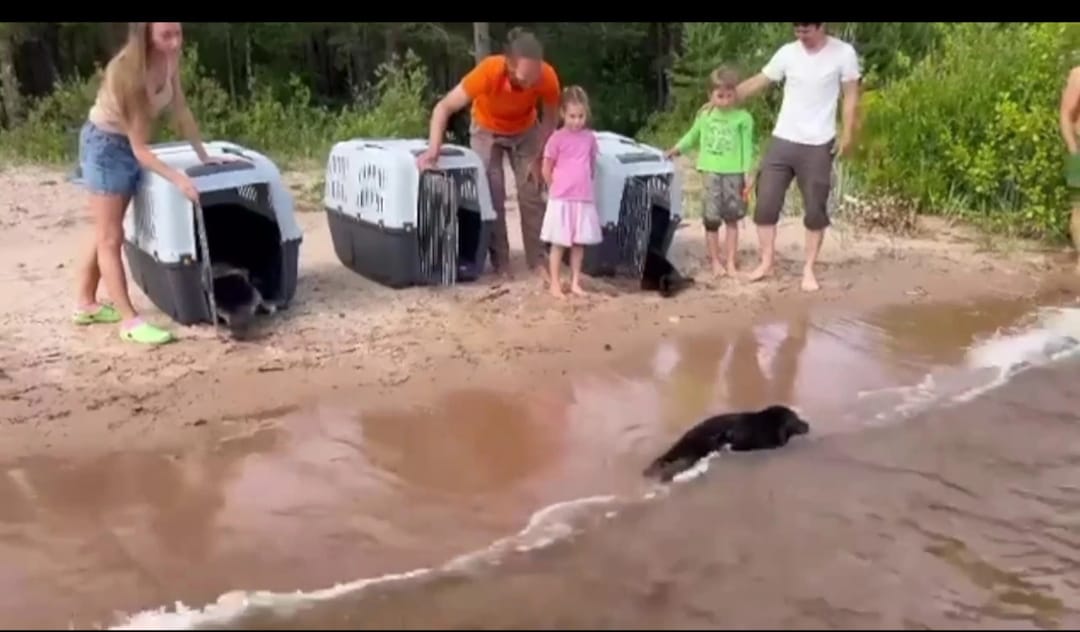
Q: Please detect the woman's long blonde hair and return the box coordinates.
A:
[103,22,154,127]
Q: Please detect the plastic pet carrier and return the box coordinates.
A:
[584,131,683,278]
[322,138,497,288]
[122,140,303,326]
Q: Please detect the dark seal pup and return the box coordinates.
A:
[643,404,811,482]
[641,248,695,298]
[211,262,274,336]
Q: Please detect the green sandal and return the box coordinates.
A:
[73,303,123,326]
[119,319,176,346]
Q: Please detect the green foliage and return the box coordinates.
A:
[0,70,100,162]
[639,22,942,150]
[3,21,1080,244]
[853,22,1080,240]
[533,22,657,135]
[639,22,790,149]
[0,45,431,167]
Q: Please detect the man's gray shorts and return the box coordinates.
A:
[753,136,834,231]
[702,172,747,232]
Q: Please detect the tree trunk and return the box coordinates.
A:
[225,26,236,102]
[473,22,490,63]
[0,33,23,127]
[385,23,400,63]
[244,26,255,94]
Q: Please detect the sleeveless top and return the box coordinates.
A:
[88,62,176,135]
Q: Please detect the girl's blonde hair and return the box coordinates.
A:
[560,85,591,122]
[103,23,154,127]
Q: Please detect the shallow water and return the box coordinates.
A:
[3,292,1080,629]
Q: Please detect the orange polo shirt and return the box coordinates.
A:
[461,54,561,136]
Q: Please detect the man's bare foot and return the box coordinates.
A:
[711,259,726,277]
[746,263,772,282]
[491,266,513,282]
[801,267,821,292]
[725,262,738,277]
[550,284,567,300]
[570,283,588,297]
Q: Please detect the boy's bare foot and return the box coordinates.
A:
[711,259,726,277]
[725,262,738,277]
[550,284,567,300]
[570,283,588,297]
[746,263,772,282]
[801,267,821,292]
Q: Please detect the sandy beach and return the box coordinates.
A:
[0,160,1071,465]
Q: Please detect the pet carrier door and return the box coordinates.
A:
[416,170,460,286]
[614,174,672,278]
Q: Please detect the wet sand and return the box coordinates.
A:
[5,291,1080,628]
[1,163,1080,628]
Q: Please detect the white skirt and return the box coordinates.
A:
[540,198,603,247]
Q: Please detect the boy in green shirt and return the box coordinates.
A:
[666,67,755,277]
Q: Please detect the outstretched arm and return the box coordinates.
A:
[169,71,211,162]
[426,83,472,156]
[667,116,702,158]
[736,46,788,103]
[1061,67,1080,155]
[736,73,774,101]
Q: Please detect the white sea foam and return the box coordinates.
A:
[108,306,1080,631]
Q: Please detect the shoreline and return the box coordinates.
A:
[0,163,1075,464]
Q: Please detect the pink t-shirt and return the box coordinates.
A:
[543,127,598,202]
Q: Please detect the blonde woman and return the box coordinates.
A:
[75,22,237,345]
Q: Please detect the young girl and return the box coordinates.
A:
[75,22,237,345]
[540,86,602,299]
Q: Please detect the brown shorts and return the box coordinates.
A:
[701,172,747,231]
[753,136,834,231]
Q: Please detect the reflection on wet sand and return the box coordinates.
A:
[0,293,1074,629]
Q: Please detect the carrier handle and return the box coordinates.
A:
[220,145,254,161]
[186,161,256,178]
[407,146,466,158]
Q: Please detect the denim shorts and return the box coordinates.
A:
[78,120,142,197]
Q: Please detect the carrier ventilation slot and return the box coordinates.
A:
[328,154,349,205]
[356,162,387,217]
[237,184,258,205]
[417,171,459,286]
[614,174,671,277]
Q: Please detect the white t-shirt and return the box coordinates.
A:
[761,36,861,146]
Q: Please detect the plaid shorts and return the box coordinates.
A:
[701,172,747,231]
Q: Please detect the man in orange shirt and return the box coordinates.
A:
[417,28,561,279]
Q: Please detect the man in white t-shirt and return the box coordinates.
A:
[738,22,861,292]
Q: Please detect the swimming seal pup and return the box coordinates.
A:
[643,404,811,482]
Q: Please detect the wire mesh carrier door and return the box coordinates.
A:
[416,169,460,286]
[613,174,672,278]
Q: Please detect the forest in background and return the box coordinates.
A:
[0,22,1077,241]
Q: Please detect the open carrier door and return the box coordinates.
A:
[416,169,461,287]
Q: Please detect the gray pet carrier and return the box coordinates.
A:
[122,140,303,326]
[584,131,683,278]
[322,138,497,288]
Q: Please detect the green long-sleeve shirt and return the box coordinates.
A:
[675,107,755,175]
